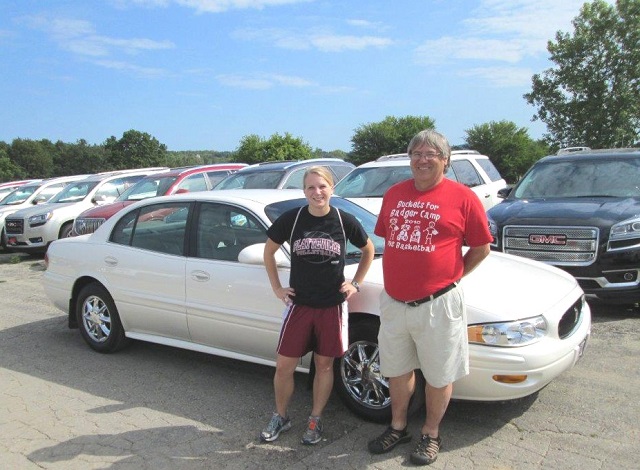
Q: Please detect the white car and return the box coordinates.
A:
[334,151,507,214]
[0,175,90,248]
[4,168,167,253]
[42,190,590,422]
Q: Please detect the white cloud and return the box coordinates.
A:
[216,72,314,89]
[459,66,534,87]
[176,0,313,13]
[412,0,617,86]
[415,37,525,64]
[233,27,393,52]
[24,15,174,58]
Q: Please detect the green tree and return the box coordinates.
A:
[8,138,55,178]
[0,147,24,181]
[524,0,640,148]
[465,121,550,183]
[350,115,436,166]
[233,133,313,165]
[54,139,108,176]
[103,130,167,170]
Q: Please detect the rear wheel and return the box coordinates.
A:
[76,283,129,353]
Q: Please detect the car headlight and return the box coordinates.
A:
[468,315,547,346]
[487,217,498,246]
[610,216,640,240]
[28,212,53,227]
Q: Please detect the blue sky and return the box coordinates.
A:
[0,0,604,152]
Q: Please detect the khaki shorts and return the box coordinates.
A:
[378,287,469,388]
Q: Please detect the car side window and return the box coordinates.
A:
[176,173,208,193]
[110,202,190,256]
[475,158,504,182]
[450,160,483,187]
[196,203,267,261]
[282,168,306,189]
[330,164,354,182]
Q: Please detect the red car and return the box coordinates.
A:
[71,164,246,236]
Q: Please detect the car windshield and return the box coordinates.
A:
[513,157,640,199]
[0,185,39,205]
[334,167,414,197]
[264,197,385,258]
[215,170,285,190]
[49,181,99,203]
[117,175,178,201]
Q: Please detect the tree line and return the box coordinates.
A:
[1,0,637,186]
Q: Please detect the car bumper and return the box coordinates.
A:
[452,302,591,401]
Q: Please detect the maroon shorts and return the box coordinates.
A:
[277,303,348,358]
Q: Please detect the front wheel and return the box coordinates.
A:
[334,316,425,423]
[76,282,129,353]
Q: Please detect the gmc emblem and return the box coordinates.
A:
[529,234,567,245]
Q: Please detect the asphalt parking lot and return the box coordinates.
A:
[0,252,638,469]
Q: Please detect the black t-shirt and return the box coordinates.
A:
[267,205,369,308]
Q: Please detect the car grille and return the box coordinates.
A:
[73,218,106,236]
[5,218,24,235]
[558,297,585,339]
[503,225,598,266]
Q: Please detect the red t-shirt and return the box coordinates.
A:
[374,178,492,301]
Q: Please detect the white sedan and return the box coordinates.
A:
[42,189,591,422]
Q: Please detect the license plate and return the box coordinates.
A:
[7,237,17,246]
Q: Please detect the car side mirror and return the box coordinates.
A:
[238,243,290,268]
[497,186,512,199]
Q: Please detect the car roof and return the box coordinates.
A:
[79,167,168,182]
[355,150,490,168]
[540,147,640,163]
[127,188,305,208]
[238,158,351,173]
[159,163,248,177]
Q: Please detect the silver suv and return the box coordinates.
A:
[334,150,506,214]
[213,158,355,190]
[4,168,166,253]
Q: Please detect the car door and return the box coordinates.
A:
[185,202,288,362]
[104,201,190,340]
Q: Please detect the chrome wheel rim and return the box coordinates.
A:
[340,340,390,410]
[81,295,111,343]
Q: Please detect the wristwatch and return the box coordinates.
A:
[351,281,360,292]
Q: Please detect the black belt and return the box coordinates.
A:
[399,281,459,307]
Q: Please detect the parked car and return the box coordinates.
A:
[42,189,590,422]
[71,164,247,236]
[0,175,90,248]
[213,158,355,190]
[333,151,506,214]
[487,147,640,306]
[0,179,42,202]
[4,168,167,253]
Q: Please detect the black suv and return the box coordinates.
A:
[213,158,354,190]
[487,148,640,305]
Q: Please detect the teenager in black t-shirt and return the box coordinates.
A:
[260,166,374,445]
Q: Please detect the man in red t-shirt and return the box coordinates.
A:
[368,129,492,466]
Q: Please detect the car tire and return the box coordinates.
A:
[59,222,73,239]
[76,283,129,353]
[334,316,425,423]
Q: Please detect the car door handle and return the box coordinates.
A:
[104,256,118,266]
[191,270,210,282]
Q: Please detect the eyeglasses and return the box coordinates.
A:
[410,151,443,160]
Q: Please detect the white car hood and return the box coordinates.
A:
[347,251,579,324]
[345,197,382,216]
